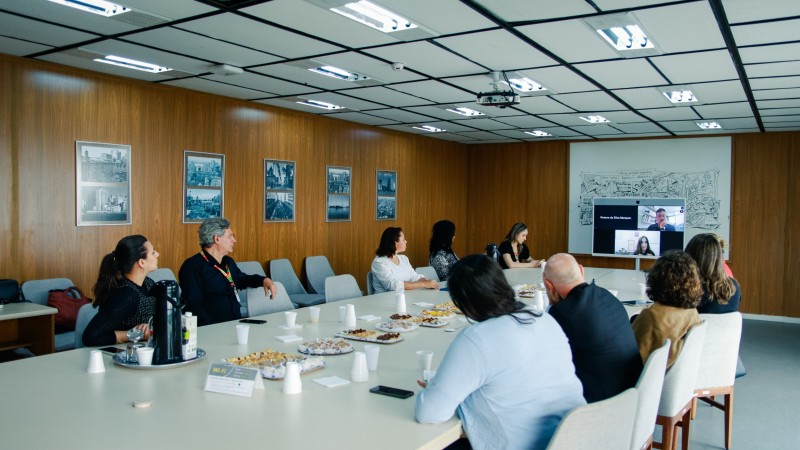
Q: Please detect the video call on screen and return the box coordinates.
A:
[593,205,684,256]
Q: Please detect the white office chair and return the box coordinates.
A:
[415,266,439,282]
[305,256,335,295]
[245,281,294,316]
[325,275,363,303]
[74,303,99,349]
[547,388,639,450]
[236,261,267,316]
[269,259,325,308]
[366,272,376,295]
[21,278,77,351]
[630,339,670,450]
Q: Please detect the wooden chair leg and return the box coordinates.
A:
[681,407,692,450]
[691,397,698,420]
[724,391,734,449]
[661,416,675,450]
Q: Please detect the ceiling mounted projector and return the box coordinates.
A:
[476,71,521,108]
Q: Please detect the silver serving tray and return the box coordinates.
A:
[113,348,206,370]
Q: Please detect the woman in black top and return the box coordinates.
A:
[634,236,656,256]
[685,233,741,314]
[428,220,459,281]
[83,235,160,347]
[498,223,541,269]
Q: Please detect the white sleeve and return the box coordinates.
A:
[371,257,401,293]
[399,255,423,282]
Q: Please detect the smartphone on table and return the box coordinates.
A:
[239,319,267,324]
[370,385,414,399]
[98,346,125,355]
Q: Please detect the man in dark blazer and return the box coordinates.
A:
[543,253,643,403]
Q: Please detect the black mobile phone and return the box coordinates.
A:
[98,346,125,355]
[370,385,414,399]
[239,319,267,324]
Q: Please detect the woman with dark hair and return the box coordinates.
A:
[634,235,655,256]
[631,250,703,367]
[371,227,439,294]
[428,220,458,281]
[82,235,159,347]
[498,222,541,269]
[685,233,741,314]
[415,255,585,450]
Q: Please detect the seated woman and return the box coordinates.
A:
[83,235,159,347]
[371,227,439,294]
[415,254,585,450]
[685,233,741,314]
[634,235,655,256]
[631,250,703,368]
[428,220,459,281]
[498,222,541,269]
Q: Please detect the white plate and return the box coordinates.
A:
[375,321,419,333]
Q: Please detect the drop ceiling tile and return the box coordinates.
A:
[322,112,398,126]
[513,96,576,115]
[746,61,800,78]
[575,59,668,89]
[570,124,625,135]
[740,42,800,64]
[516,19,620,63]
[298,92,385,111]
[364,109,435,123]
[764,124,800,131]
[389,80,474,103]
[754,88,800,100]
[451,118,512,131]
[0,2,136,35]
[429,133,480,143]
[379,0,496,35]
[163,77,268,99]
[635,2,726,53]
[0,36,51,56]
[175,13,342,59]
[650,50,738,83]
[614,122,667,134]
[204,72,318,96]
[693,102,754,118]
[493,115,562,128]
[0,12,98,47]
[517,66,597,93]
[492,129,558,140]
[762,115,800,123]
[456,130,513,140]
[310,52,426,84]
[474,0,596,22]
[537,114,592,127]
[250,64,365,91]
[121,0,217,18]
[750,76,800,90]
[379,124,442,136]
[363,41,486,78]
[612,132,671,138]
[760,107,800,116]
[612,87,671,109]
[79,40,209,75]
[731,18,800,46]
[661,121,704,132]
[598,110,650,123]
[434,29,555,71]
[403,106,462,121]
[123,28,282,67]
[639,108,701,121]
[421,121,476,133]
[37,52,175,82]
[344,86,435,107]
[719,117,759,128]
[256,98,333,113]
[757,99,800,109]
[550,91,625,111]
[692,80,748,103]
[722,0,800,24]
[537,126,585,137]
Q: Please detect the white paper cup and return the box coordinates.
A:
[364,345,380,371]
[136,347,154,366]
[395,292,406,313]
[350,352,369,382]
[309,306,321,323]
[345,304,357,328]
[339,305,346,323]
[87,350,105,373]
[283,361,302,394]
[284,311,297,328]
[236,324,250,345]
[416,350,434,374]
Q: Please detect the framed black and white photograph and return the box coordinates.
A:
[376,170,397,221]
[183,151,224,223]
[326,165,352,222]
[76,141,131,226]
[264,159,296,222]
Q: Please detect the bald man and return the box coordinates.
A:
[543,253,643,403]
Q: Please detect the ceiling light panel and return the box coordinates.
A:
[412,125,445,132]
[94,54,171,72]
[661,88,698,104]
[696,121,722,129]
[517,19,620,63]
[524,130,552,137]
[48,0,129,17]
[583,12,662,58]
[329,1,418,34]
[579,115,610,124]
[444,106,485,117]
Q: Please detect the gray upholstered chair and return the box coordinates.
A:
[269,259,325,308]
[21,278,77,351]
[415,266,439,282]
[547,388,639,450]
[655,321,707,450]
[74,303,99,349]
[235,261,267,316]
[324,275,363,303]
[630,339,670,450]
[305,256,335,295]
[366,272,376,295]
[692,312,743,449]
[245,281,294,316]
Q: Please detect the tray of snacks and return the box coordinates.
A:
[419,309,457,320]
[411,316,450,327]
[432,301,461,313]
[514,284,537,298]
[375,320,419,333]
[298,338,354,355]
[114,349,207,370]
[336,329,404,344]
[223,349,324,379]
[389,313,413,321]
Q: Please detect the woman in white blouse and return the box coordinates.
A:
[371,227,439,294]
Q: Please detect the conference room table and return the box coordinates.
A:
[0,267,648,449]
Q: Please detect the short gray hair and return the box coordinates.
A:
[198,218,230,249]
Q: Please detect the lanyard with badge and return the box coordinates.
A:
[200,252,242,304]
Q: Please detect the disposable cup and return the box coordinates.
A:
[236,324,250,345]
[364,345,380,371]
[285,311,297,328]
[339,305,347,323]
[283,362,302,394]
[136,347,154,366]
[351,352,369,382]
[87,350,105,373]
[416,350,433,374]
[309,307,321,323]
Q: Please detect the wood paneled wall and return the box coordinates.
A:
[0,54,468,295]
[2,54,798,317]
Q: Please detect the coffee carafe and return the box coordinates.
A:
[151,280,183,365]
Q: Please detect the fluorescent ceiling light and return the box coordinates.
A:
[579,115,610,124]
[94,55,171,73]
[502,77,547,93]
[696,121,722,130]
[524,130,552,137]
[412,125,445,133]
[296,99,344,110]
[596,25,653,51]
[308,65,369,82]
[663,89,698,104]
[48,0,129,17]
[445,107,484,117]
[330,1,418,34]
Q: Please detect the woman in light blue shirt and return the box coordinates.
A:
[415,254,585,450]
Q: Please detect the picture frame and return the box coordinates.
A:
[264,159,295,222]
[76,141,132,226]
[376,170,397,220]
[327,166,351,222]
[183,151,224,223]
